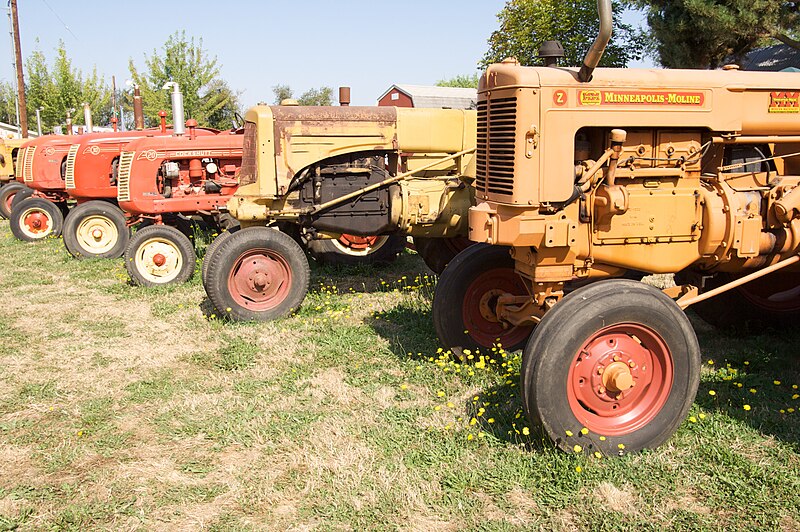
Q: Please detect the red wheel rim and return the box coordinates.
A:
[3,192,14,213]
[567,323,674,436]
[227,248,292,311]
[732,272,800,312]
[461,267,533,350]
[23,210,51,234]
[337,234,379,251]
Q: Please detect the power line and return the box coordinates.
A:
[40,0,78,41]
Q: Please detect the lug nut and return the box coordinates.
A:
[597,366,605,375]
[599,386,606,395]
[628,361,636,368]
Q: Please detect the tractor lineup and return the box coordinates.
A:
[4,0,800,455]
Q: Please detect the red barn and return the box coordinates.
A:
[377,85,477,109]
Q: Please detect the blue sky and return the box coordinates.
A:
[0,0,650,109]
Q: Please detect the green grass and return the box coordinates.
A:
[0,219,798,529]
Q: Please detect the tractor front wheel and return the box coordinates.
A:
[0,182,26,219]
[125,225,196,287]
[433,243,534,358]
[413,235,473,275]
[205,226,310,321]
[63,201,129,259]
[9,197,64,241]
[521,279,700,455]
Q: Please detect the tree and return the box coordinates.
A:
[271,85,334,106]
[436,74,480,88]
[482,0,647,68]
[128,31,240,129]
[626,1,800,68]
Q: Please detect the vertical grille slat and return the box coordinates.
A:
[239,121,257,186]
[116,151,134,202]
[64,144,79,189]
[22,146,36,183]
[475,97,517,197]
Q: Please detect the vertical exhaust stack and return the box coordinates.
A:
[65,108,73,135]
[577,0,613,82]
[163,82,185,136]
[133,85,144,130]
[339,87,351,106]
[83,103,93,133]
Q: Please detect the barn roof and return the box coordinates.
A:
[378,84,477,109]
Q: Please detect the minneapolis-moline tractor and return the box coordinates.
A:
[202,102,476,320]
[431,0,800,454]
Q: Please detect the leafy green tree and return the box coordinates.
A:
[297,87,333,106]
[272,84,293,104]
[19,42,111,133]
[436,74,480,88]
[128,31,240,129]
[0,82,18,126]
[626,1,800,68]
[482,0,647,68]
[271,85,334,106]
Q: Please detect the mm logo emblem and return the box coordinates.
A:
[553,90,568,106]
[579,90,602,106]
[769,92,800,113]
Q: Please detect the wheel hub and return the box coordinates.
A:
[478,289,505,323]
[135,237,183,282]
[567,323,673,436]
[21,209,52,236]
[76,215,119,254]
[92,228,103,240]
[152,253,166,267]
[228,249,292,310]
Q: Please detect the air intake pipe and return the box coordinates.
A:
[83,103,93,133]
[163,81,185,136]
[577,0,612,82]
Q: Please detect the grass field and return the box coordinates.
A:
[0,218,799,531]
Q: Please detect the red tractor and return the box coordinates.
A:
[61,126,218,258]
[7,135,73,241]
[117,122,243,286]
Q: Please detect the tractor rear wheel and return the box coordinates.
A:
[125,225,196,287]
[433,243,534,359]
[0,182,25,219]
[413,235,473,274]
[205,226,310,321]
[201,226,240,287]
[63,201,129,259]
[521,279,700,455]
[9,197,64,241]
[678,270,800,331]
[306,234,406,266]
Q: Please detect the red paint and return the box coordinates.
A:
[378,90,414,108]
[566,323,674,436]
[227,248,292,311]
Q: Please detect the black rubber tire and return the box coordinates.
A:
[413,236,474,275]
[9,197,64,241]
[676,270,800,331]
[124,225,196,287]
[306,234,406,266]
[433,243,534,358]
[63,201,130,259]
[0,182,25,219]
[201,225,241,287]
[10,186,33,210]
[205,226,310,321]
[521,279,700,455]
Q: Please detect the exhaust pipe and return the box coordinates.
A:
[133,85,144,130]
[339,86,351,106]
[65,108,73,136]
[163,81,185,135]
[577,0,612,82]
[83,103,93,133]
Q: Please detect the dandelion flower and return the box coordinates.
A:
[434,406,441,411]
[749,388,757,394]
[400,384,408,390]
[436,391,445,397]
[699,413,706,420]
[581,427,589,435]
[689,416,697,423]
[793,394,799,400]
[522,427,530,436]
[488,418,495,424]
[573,444,583,453]
[467,434,474,441]
[594,451,602,459]
[599,436,606,441]
[708,390,716,396]
[743,404,751,411]
[469,418,477,426]
[774,380,781,386]
[617,443,625,450]
[565,430,574,437]
[789,408,796,413]
[446,402,454,408]
[708,360,714,365]
[575,466,583,473]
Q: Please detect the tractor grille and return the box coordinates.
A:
[116,151,134,202]
[476,97,517,197]
[22,146,36,183]
[239,120,257,186]
[64,144,79,189]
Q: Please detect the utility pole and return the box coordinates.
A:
[9,0,27,138]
